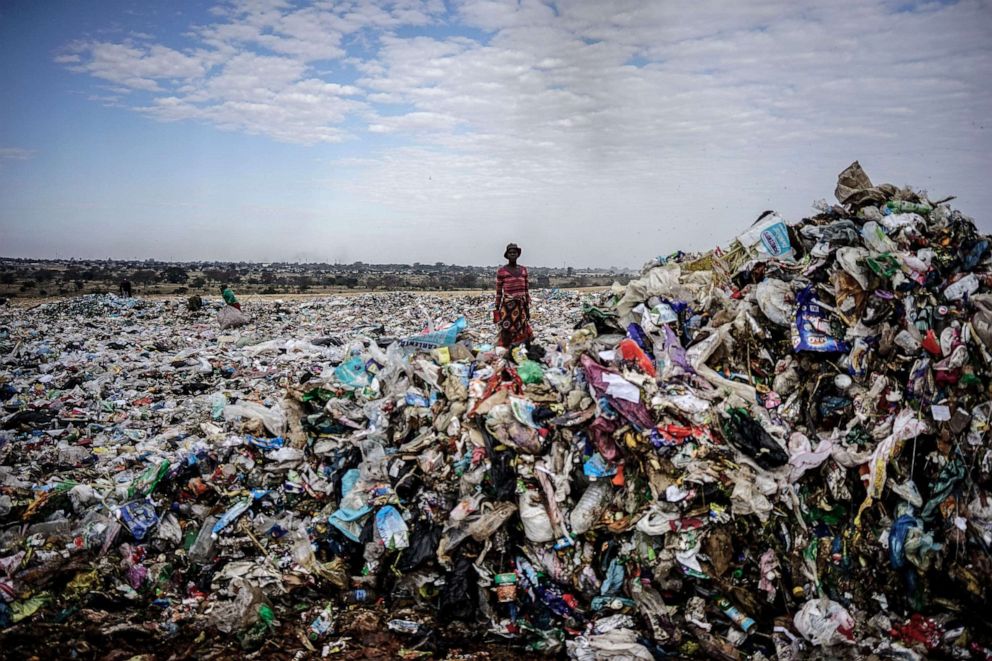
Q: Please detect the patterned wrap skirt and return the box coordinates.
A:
[497,297,533,347]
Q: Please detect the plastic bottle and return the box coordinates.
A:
[27,518,72,537]
[494,572,518,603]
[569,481,611,534]
[342,589,376,604]
[211,499,251,539]
[189,515,219,564]
[884,200,932,215]
[716,595,756,632]
[944,274,979,302]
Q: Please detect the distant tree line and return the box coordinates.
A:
[0,259,627,298]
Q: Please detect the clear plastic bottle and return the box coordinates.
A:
[188,515,219,564]
[26,519,72,536]
[569,481,611,534]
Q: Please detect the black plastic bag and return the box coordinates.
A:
[720,408,789,469]
[439,554,478,621]
[397,522,442,572]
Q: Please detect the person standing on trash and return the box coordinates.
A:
[494,242,533,347]
[119,278,132,298]
[220,284,241,310]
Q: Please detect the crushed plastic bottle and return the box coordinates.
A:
[569,481,611,534]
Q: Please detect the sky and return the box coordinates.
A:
[0,0,990,268]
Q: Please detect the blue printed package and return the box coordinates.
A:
[792,286,849,352]
[736,213,795,261]
[117,499,159,541]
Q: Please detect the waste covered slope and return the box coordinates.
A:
[2,163,992,659]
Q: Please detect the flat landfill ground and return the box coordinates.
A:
[0,291,588,659]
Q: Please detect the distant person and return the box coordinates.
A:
[494,243,532,348]
[220,284,241,310]
[119,279,132,298]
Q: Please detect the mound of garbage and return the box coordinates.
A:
[2,163,992,660]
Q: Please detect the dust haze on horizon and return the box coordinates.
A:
[1,0,990,268]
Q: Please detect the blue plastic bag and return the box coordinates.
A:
[583,452,617,479]
[400,316,467,349]
[334,355,369,387]
[328,469,372,541]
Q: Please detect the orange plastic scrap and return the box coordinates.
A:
[611,463,625,487]
[618,338,656,377]
[21,491,50,521]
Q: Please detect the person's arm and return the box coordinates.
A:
[494,269,504,322]
[523,267,531,317]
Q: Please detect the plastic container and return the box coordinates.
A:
[189,515,220,564]
[569,481,611,534]
[342,589,376,604]
[884,200,932,215]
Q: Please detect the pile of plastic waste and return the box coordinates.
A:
[2,163,992,660]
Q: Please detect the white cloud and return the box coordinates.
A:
[368,111,462,133]
[342,0,992,263]
[59,1,448,144]
[51,0,992,264]
[67,41,208,91]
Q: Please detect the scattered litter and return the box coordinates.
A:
[2,163,991,659]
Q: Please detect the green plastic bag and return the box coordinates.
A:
[518,360,544,384]
[865,252,900,278]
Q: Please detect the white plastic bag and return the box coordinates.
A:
[793,598,855,647]
[518,489,554,543]
[222,401,287,437]
[755,278,794,327]
[836,247,871,290]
